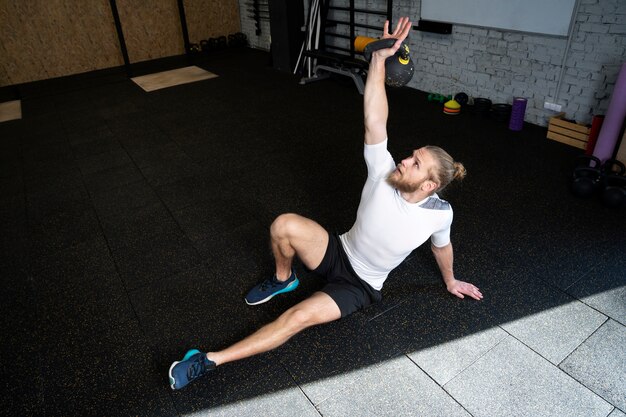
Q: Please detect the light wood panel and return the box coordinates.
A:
[0,0,122,86]
[116,0,183,64]
[131,65,217,91]
[184,0,241,43]
[0,0,240,87]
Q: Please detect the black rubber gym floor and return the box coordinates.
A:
[1,48,624,416]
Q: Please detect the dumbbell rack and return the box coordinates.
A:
[296,0,393,94]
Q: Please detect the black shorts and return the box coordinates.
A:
[310,233,382,318]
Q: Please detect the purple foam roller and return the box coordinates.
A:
[508,97,527,131]
[593,62,626,162]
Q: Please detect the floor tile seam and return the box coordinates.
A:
[562,285,624,326]
[405,353,476,417]
[75,161,180,391]
[561,262,599,292]
[366,299,407,322]
[613,405,626,415]
[286,368,323,417]
[83,199,182,414]
[500,289,612,353]
[113,129,205,255]
[73,144,130,175]
[439,333,511,389]
[499,319,618,407]
[562,277,626,326]
[288,362,370,410]
[526,271,596,308]
[94,191,173,223]
[554,369,621,411]
[22,126,96,231]
[22,260,48,413]
[556,315,611,369]
[18,141,28,237]
[121,260,212,296]
[19,128,34,226]
[497,323,575,367]
[25,261,124,300]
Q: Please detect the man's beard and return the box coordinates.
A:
[386,170,422,193]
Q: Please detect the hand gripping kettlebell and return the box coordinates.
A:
[363,38,415,87]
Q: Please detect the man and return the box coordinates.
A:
[169,17,482,390]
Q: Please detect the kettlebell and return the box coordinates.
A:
[570,155,602,198]
[363,38,414,87]
[600,159,626,208]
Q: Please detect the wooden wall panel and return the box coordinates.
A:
[116,0,183,64]
[0,0,122,87]
[0,0,240,88]
[184,0,241,43]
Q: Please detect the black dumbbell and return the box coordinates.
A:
[208,38,220,50]
[600,159,626,208]
[235,32,248,47]
[570,155,602,198]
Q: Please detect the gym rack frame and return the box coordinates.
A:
[296,0,393,94]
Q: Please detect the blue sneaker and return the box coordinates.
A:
[169,349,216,390]
[245,271,299,305]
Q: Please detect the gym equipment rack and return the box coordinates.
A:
[296,0,393,94]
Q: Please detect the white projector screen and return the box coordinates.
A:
[420,0,577,37]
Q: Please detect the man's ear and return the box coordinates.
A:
[423,180,438,193]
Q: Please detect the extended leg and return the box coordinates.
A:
[208,291,341,366]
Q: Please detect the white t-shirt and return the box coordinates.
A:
[339,139,453,290]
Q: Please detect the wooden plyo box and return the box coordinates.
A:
[547,112,590,149]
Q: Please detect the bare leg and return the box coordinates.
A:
[207,291,341,366]
[270,213,329,280]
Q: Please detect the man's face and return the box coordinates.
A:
[387,147,437,193]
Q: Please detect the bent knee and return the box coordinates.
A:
[270,213,301,239]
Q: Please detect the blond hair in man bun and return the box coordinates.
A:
[424,146,466,194]
[453,161,467,181]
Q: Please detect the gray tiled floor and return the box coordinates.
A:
[198,387,320,417]
[316,356,470,417]
[182,309,625,417]
[500,293,607,364]
[444,336,613,417]
[407,326,508,385]
[560,320,626,411]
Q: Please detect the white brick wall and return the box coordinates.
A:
[239,0,626,127]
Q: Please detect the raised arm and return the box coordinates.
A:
[363,18,412,145]
[431,243,483,300]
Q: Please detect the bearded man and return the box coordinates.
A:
[169,17,482,390]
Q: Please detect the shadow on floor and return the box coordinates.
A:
[0,48,623,416]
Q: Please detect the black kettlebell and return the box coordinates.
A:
[600,159,626,208]
[570,155,602,198]
[363,38,414,87]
